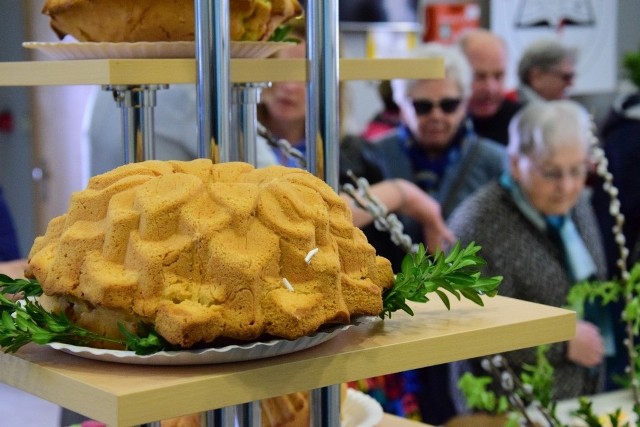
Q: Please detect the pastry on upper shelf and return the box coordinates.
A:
[41,0,303,42]
[160,390,316,426]
[27,160,393,349]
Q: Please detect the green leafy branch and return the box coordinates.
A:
[0,278,171,355]
[267,24,300,43]
[381,242,503,319]
[0,274,43,298]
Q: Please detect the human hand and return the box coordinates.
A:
[0,258,28,279]
[398,180,455,253]
[567,320,605,367]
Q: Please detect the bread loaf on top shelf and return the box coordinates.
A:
[41,0,303,42]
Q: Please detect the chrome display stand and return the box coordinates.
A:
[231,82,268,165]
[193,0,342,424]
[105,0,342,424]
[105,84,168,163]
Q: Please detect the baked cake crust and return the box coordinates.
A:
[27,160,393,349]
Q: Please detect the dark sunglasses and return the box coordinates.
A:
[412,98,462,115]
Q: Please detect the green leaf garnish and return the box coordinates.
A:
[267,25,300,43]
[380,242,502,319]
[1,241,501,355]
[0,278,171,355]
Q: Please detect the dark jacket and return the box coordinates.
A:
[340,127,506,270]
[592,92,640,276]
[470,98,523,146]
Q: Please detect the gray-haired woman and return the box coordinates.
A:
[448,100,608,403]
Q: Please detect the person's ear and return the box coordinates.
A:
[529,67,545,84]
[509,154,521,181]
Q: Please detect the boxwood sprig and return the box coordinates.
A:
[0,277,171,355]
[381,242,503,319]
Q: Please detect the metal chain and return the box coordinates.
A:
[255,127,415,254]
[257,122,307,168]
[341,170,418,254]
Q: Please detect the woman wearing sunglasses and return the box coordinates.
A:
[339,42,506,426]
[341,42,506,271]
[447,100,607,407]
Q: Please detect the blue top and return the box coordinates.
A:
[0,186,20,261]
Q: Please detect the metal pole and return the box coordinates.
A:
[305,0,340,189]
[195,0,231,162]
[236,402,261,427]
[231,83,266,165]
[306,1,342,424]
[107,84,167,163]
[310,385,341,427]
[204,408,236,427]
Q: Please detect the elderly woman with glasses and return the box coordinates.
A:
[447,100,608,405]
[339,42,505,425]
[341,42,506,270]
[511,38,578,103]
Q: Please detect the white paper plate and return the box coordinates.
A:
[22,41,295,60]
[342,388,384,427]
[45,317,377,365]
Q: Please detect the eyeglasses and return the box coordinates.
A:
[412,98,462,115]
[548,69,575,83]
[530,161,588,183]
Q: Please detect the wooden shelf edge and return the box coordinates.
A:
[0,296,575,426]
[0,57,444,86]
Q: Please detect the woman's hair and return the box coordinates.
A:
[507,100,591,158]
[391,42,472,105]
[517,38,578,85]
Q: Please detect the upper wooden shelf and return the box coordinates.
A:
[0,296,575,427]
[0,57,444,86]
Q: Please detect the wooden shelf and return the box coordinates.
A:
[0,57,444,86]
[0,296,575,426]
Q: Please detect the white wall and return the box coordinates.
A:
[28,0,93,232]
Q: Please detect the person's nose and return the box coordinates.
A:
[556,173,581,193]
[487,77,502,93]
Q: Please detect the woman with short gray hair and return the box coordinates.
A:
[507,97,590,158]
[447,99,608,403]
[514,38,578,102]
[391,42,472,107]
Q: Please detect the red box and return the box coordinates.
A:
[423,3,481,44]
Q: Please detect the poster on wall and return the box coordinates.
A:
[491,0,617,94]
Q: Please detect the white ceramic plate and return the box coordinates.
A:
[45,317,377,365]
[342,388,384,427]
[22,41,295,60]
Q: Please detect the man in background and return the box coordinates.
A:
[459,28,523,145]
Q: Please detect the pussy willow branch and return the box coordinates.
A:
[480,355,555,427]
[588,120,639,405]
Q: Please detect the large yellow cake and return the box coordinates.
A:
[41,0,303,42]
[26,160,393,349]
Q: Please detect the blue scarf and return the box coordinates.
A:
[400,125,464,193]
[499,173,597,282]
